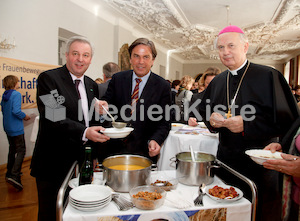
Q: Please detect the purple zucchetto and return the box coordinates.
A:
[218,25,244,36]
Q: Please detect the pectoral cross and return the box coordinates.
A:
[225,108,232,119]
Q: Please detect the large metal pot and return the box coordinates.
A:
[174,151,219,186]
[102,155,152,192]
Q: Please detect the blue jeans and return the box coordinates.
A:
[6,134,26,180]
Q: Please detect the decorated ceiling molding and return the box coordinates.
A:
[75,0,300,63]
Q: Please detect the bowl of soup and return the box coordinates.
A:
[102,155,152,192]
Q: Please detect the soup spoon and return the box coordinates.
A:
[94,98,127,129]
[100,103,126,129]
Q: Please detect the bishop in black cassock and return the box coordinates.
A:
[199,25,299,221]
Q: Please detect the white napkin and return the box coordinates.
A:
[165,189,194,209]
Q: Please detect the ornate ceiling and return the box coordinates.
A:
[74,0,300,63]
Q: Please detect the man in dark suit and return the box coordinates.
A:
[98,62,120,99]
[97,38,171,162]
[30,36,110,221]
[199,25,299,221]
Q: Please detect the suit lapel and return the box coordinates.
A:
[61,66,79,105]
[124,71,133,104]
[140,72,155,102]
[84,76,95,107]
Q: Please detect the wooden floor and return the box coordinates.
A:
[0,157,38,221]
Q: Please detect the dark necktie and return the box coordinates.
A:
[74,79,81,99]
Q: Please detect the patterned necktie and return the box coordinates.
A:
[74,79,81,99]
[131,78,142,113]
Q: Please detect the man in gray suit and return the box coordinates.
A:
[98,62,120,98]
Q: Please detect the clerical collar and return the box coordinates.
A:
[228,60,248,76]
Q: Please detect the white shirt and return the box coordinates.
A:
[70,73,89,141]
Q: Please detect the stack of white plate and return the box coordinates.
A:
[69,184,112,211]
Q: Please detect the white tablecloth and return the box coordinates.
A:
[63,171,251,221]
[157,129,219,170]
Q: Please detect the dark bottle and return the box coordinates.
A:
[79,146,93,185]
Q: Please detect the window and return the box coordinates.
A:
[58,28,78,65]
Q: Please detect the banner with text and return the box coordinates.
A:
[0,57,59,109]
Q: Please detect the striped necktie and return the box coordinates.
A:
[131,78,142,112]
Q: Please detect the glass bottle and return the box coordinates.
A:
[79,146,93,185]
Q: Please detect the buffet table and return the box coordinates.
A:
[157,127,219,170]
[63,170,251,221]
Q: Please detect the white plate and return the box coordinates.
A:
[69,185,112,203]
[101,127,134,138]
[200,130,218,137]
[205,184,243,202]
[171,123,185,131]
[245,149,282,165]
[68,178,79,189]
[198,122,207,128]
[69,195,111,205]
[69,196,111,206]
[181,125,202,130]
[70,200,110,212]
[68,173,106,189]
[148,173,178,191]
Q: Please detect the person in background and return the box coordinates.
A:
[294,85,300,102]
[191,81,199,93]
[263,117,300,221]
[188,67,221,126]
[98,62,120,99]
[171,80,180,105]
[166,79,171,86]
[290,85,295,95]
[30,36,110,221]
[199,25,299,221]
[199,67,221,88]
[198,83,205,93]
[95,78,104,84]
[170,79,181,122]
[175,75,194,123]
[97,38,171,163]
[1,75,30,191]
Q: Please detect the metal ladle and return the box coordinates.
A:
[100,104,126,129]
